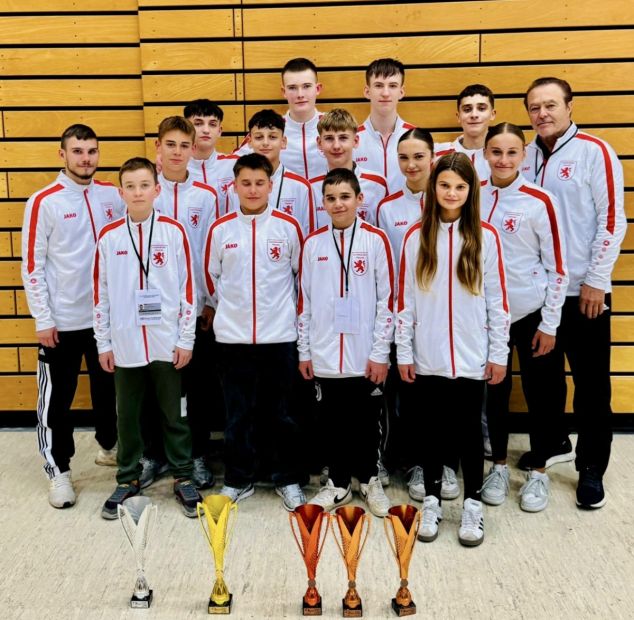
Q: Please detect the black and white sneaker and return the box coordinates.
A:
[576,466,606,509]
[458,498,484,547]
[102,481,140,520]
[174,478,203,517]
[218,483,255,504]
[518,438,574,471]
[309,479,352,511]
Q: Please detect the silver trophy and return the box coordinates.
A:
[118,496,157,608]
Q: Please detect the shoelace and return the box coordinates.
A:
[443,467,457,484]
[461,507,482,531]
[282,485,304,501]
[408,467,424,486]
[110,484,136,501]
[422,504,438,529]
[52,476,71,488]
[522,475,546,497]
[480,468,508,493]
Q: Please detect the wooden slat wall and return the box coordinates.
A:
[1,0,633,419]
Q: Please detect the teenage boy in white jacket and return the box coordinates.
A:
[204,153,306,510]
[299,168,395,517]
[93,157,201,519]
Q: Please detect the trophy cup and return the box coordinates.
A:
[197,495,238,614]
[289,504,330,616]
[330,506,371,618]
[117,496,157,609]
[383,504,421,617]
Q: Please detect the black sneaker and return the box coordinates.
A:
[517,437,574,471]
[102,482,140,520]
[192,456,215,490]
[576,466,606,509]
[174,478,202,518]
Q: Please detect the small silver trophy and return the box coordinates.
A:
[118,496,157,608]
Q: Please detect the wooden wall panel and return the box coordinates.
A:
[2,0,633,422]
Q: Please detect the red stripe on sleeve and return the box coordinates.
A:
[27,183,64,273]
[481,222,509,313]
[361,222,395,312]
[397,223,421,312]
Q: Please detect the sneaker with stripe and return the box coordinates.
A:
[102,481,140,520]
[458,498,484,547]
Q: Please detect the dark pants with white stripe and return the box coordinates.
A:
[36,328,116,479]
[315,376,383,489]
[560,295,613,474]
[486,309,567,467]
[219,342,303,488]
[415,375,485,502]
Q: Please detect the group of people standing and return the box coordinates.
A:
[22,57,625,549]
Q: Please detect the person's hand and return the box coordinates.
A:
[299,360,314,380]
[579,284,606,319]
[485,362,507,385]
[398,363,416,383]
[173,347,193,369]
[37,326,59,348]
[532,329,556,357]
[366,360,388,384]
[200,305,215,332]
[99,351,115,373]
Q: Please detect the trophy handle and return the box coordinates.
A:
[314,512,330,563]
[356,514,371,561]
[288,512,306,558]
[197,503,214,553]
[223,502,239,550]
[383,516,399,561]
[329,517,346,561]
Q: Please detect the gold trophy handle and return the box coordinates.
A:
[356,514,371,561]
[223,502,238,551]
[383,516,399,561]
[196,503,214,554]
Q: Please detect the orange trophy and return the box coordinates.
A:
[383,504,421,617]
[330,506,371,617]
[289,504,330,616]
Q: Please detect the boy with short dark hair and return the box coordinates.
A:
[299,168,394,517]
[94,157,201,519]
[236,58,327,180]
[435,84,496,181]
[311,108,388,228]
[225,109,315,235]
[204,153,306,510]
[354,58,415,193]
[153,115,220,489]
[184,99,238,209]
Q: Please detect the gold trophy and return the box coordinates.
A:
[197,495,238,614]
[289,504,330,616]
[330,506,371,617]
[383,504,421,617]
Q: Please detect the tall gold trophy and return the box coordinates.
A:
[197,495,238,614]
[331,506,371,617]
[383,504,421,617]
[289,504,330,616]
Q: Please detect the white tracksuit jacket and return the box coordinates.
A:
[93,212,197,367]
[481,175,569,334]
[187,151,239,212]
[204,206,303,344]
[154,173,218,315]
[376,185,424,268]
[435,137,490,183]
[396,219,510,378]
[310,165,389,229]
[224,164,316,236]
[234,111,328,180]
[522,123,626,295]
[21,171,125,332]
[297,218,395,377]
[354,116,415,194]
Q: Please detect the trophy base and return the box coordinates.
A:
[208,593,232,615]
[391,598,416,617]
[130,590,153,609]
[303,598,322,616]
[343,598,363,617]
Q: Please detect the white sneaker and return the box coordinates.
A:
[95,444,117,466]
[49,471,76,509]
[377,460,390,487]
[319,466,329,486]
[360,476,391,517]
[458,498,484,547]
[218,483,255,503]
[407,466,426,501]
[480,464,510,506]
[418,495,442,542]
[310,479,352,511]
[519,471,550,512]
[276,484,306,511]
[441,466,460,500]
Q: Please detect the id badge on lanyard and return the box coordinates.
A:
[135,289,162,326]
